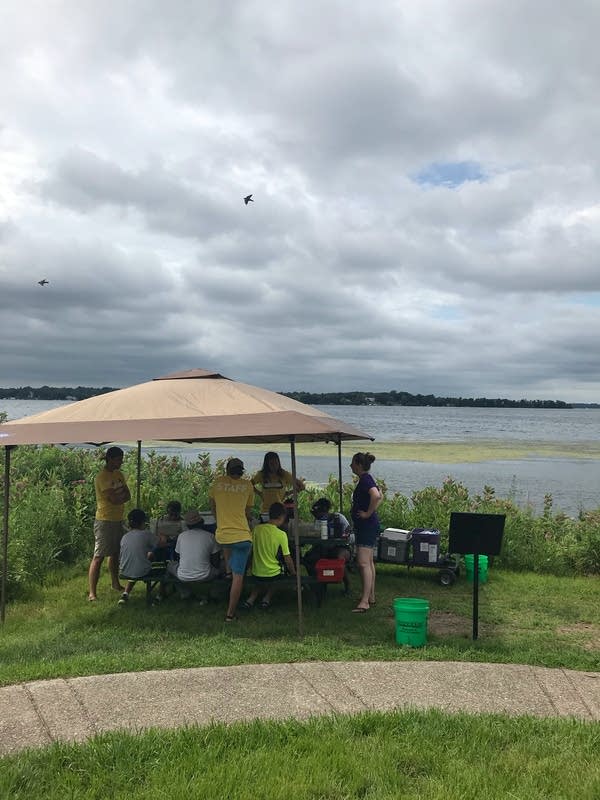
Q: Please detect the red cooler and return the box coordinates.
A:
[315,558,345,583]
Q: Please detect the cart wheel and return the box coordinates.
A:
[438,569,456,587]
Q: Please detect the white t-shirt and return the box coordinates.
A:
[119,528,158,578]
[175,528,220,582]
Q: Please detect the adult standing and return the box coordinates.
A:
[251,452,305,517]
[350,452,381,613]
[88,446,131,601]
[209,458,254,622]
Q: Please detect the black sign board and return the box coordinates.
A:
[448,512,506,641]
[448,512,505,557]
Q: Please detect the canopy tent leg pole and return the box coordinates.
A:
[136,440,142,508]
[337,436,343,513]
[289,436,303,637]
[1,446,14,625]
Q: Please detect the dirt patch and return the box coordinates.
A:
[556,623,600,652]
[429,611,472,638]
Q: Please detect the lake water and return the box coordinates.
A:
[2,399,600,514]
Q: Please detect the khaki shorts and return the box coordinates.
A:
[93,520,125,558]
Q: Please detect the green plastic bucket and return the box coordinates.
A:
[464,554,488,584]
[393,597,429,647]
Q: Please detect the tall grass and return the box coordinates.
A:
[1,447,600,599]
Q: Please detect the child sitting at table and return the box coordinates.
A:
[305,497,352,595]
[118,508,166,605]
[151,499,185,561]
[241,502,295,610]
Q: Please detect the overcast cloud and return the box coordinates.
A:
[2,0,600,401]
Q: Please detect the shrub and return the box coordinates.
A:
[1,448,600,600]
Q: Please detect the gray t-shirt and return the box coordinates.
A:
[119,528,158,578]
[175,528,220,582]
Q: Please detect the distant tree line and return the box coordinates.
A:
[0,386,117,401]
[281,390,572,409]
[0,385,573,409]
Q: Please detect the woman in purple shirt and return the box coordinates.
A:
[350,452,382,613]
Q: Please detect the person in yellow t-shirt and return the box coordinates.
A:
[209,458,254,622]
[88,446,131,601]
[241,502,295,611]
[251,451,305,515]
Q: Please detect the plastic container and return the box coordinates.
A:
[378,530,412,564]
[393,597,429,647]
[464,554,489,584]
[315,558,345,582]
[411,529,440,565]
[320,519,328,540]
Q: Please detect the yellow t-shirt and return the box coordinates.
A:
[251,468,294,513]
[95,468,128,522]
[251,523,290,578]
[209,475,254,545]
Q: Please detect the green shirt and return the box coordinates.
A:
[251,522,290,577]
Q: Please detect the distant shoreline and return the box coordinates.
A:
[0,386,586,408]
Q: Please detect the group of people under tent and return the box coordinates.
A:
[87,447,382,620]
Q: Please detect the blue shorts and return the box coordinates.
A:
[228,541,252,575]
[354,522,379,548]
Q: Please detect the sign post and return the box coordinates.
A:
[448,512,506,640]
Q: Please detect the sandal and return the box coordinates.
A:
[240,600,254,610]
[259,600,271,610]
[351,606,369,613]
[224,614,237,623]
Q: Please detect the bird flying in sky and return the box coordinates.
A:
[243,194,253,205]
[38,279,49,286]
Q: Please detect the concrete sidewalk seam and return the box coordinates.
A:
[66,678,100,738]
[22,683,53,747]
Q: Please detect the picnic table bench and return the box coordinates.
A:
[126,568,339,608]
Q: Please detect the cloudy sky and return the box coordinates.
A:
[2,1,600,402]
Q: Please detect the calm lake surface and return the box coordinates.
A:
[3,399,600,514]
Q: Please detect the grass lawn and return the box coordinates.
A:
[1,709,599,799]
[1,564,598,686]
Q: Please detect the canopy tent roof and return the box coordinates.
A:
[0,369,373,446]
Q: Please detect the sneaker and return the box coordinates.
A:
[118,592,129,605]
[151,595,162,606]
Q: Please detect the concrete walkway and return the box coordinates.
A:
[2,661,599,756]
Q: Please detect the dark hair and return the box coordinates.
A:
[167,500,181,514]
[261,451,283,481]
[128,508,146,528]
[268,502,286,520]
[311,497,331,516]
[352,452,376,471]
[105,446,124,461]
[226,458,244,477]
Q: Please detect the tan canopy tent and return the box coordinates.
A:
[1,368,374,628]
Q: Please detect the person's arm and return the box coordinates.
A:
[283,554,296,575]
[251,474,263,502]
[104,475,130,505]
[357,486,382,520]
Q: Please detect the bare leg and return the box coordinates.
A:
[245,589,259,606]
[368,558,376,604]
[226,573,244,618]
[107,555,124,591]
[355,546,374,610]
[88,556,103,599]
[125,580,135,594]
